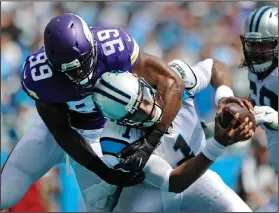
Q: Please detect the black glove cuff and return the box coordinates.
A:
[146,128,165,148]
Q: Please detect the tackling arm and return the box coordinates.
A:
[35,101,143,186]
[131,52,184,132]
[115,53,184,172]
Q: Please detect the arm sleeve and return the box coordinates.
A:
[189,59,213,95]
[120,29,140,70]
[168,59,213,95]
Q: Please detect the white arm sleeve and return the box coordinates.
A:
[189,59,213,95]
[168,59,213,95]
[143,154,173,192]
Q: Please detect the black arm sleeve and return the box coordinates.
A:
[35,101,113,181]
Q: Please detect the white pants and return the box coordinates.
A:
[113,170,252,212]
[1,114,118,212]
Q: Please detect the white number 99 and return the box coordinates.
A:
[29,52,53,81]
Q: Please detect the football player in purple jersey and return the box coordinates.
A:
[29,13,186,175]
[1,13,184,211]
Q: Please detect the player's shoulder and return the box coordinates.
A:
[91,26,140,71]
[91,26,133,41]
[21,47,79,102]
[21,47,50,100]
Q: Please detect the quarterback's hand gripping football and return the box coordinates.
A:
[214,112,254,146]
[114,129,164,173]
[254,106,278,129]
[217,97,254,115]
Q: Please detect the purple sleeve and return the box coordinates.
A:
[21,54,42,101]
[119,29,140,70]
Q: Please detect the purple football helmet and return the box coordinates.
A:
[44,13,97,87]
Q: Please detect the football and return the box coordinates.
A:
[219,102,256,131]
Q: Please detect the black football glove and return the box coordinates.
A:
[114,129,164,173]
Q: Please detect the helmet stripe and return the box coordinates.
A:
[249,6,271,32]
[249,8,260,32]
[100,78,131,99]
[93,88,128,106]
[255,6,273,32]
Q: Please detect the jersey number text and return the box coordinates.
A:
[97,29,125,56]
[29,52,53,81]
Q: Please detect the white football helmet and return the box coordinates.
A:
[241,6,278,79]
[92,71,163,128]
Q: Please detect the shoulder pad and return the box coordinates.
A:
[92,27,140,72]
[21,49,52,100]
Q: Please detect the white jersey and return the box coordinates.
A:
[248,67,278,172]
[100,97,206,190]
[99,58,212,190]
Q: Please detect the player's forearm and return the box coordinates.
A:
[49,124,116,181]
[35,101,115,183]
[132,53,184,132]
[52,126,122,184]
[156,78,184,131]
[169,153,213,193]
[211,60,233,89]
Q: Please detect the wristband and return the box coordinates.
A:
[146,128,165,148]
[201,137,226,161]
[215,85,234,106]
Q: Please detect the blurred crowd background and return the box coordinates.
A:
[1,1,278,212]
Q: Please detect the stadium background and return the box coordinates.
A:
[1,1,278,212]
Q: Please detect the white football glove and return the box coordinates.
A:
[254,106,278,129]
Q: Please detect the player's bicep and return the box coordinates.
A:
[131,52,178,87]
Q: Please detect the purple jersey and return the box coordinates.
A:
[21,27,140,129]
